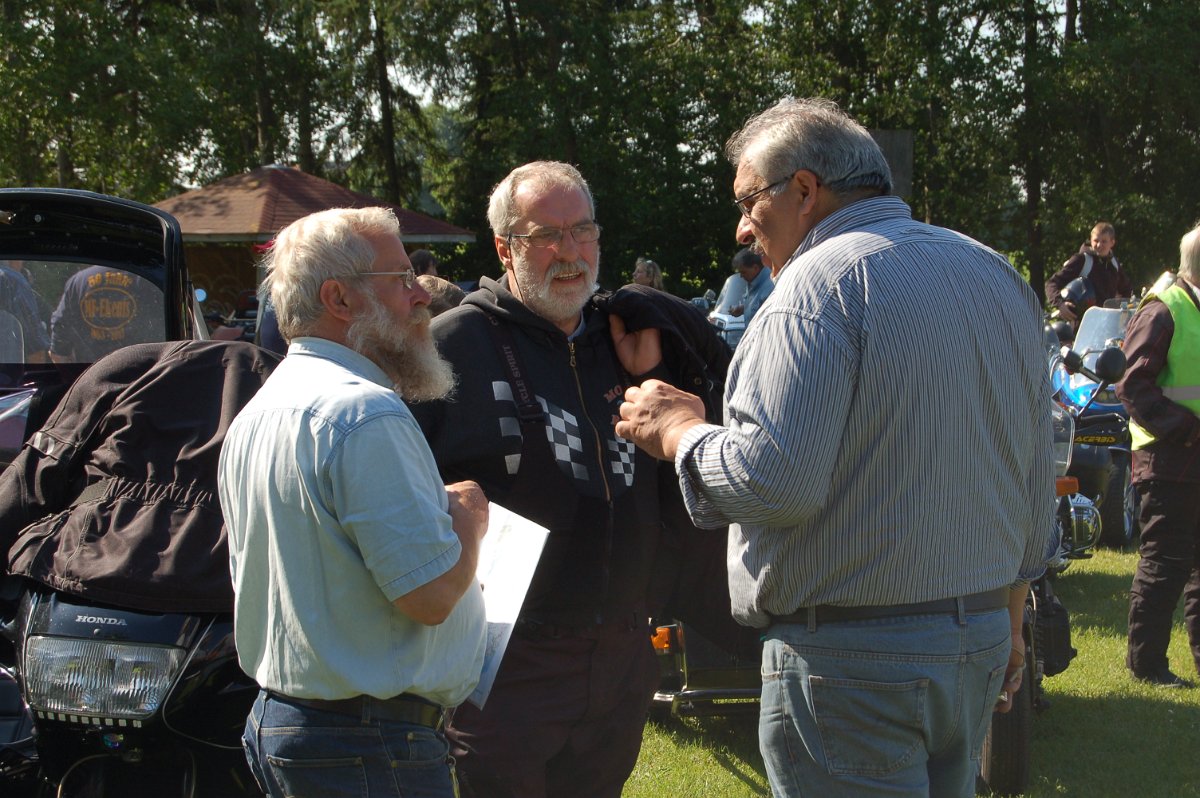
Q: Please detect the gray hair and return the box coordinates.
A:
[261,207,401,340]
[726,97,892,201]
[1180,222,1200,283]
[487,161,595,236]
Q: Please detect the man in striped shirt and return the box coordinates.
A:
[617,97,1054,798]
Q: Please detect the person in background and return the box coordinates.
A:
[1045,222,1133,326]
[218,207,489,798]
[727,247,773,326]
[0,260,50,362]
[1116,221,1200,689]
[418,274,467,317]
[411,248,441,278]
[615,97,1053,798]
[631,257,665,290]
[49,264,163,362]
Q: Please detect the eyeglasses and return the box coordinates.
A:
[733,178,789,218]
[360,269,417,289]
[507,222,602,249]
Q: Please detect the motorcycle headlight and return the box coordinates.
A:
[23,635,187,719]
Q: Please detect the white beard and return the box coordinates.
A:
[510,249,599,328]
[346,293,456,401]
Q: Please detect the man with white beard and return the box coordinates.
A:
[218,207,489,798]
[408,161,727,798]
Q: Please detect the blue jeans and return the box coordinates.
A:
[758,609,1010,798]
[243,690,459,798]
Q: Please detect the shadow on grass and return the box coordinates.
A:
[1051,568,1132,638]
[646,713,768,795]
[1028,683,1200,797]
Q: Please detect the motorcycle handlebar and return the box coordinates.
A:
[1074,412,1127,429]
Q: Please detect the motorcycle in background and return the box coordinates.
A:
[979,341,1127,796]
[0,190,258,797]
[1049,302,1137,547]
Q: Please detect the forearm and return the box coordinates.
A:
[392,537,481,626]
[1007,583,1029,639]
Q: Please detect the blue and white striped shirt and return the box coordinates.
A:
[676,196,1054,628]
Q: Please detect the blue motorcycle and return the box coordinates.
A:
[1049,302,1137,548]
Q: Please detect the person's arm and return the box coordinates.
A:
[623,308,856,530]
[333,414,487,626]
[1045,256,1083,311]
[392,480,488,625]
[995,584,1030,714]
[1116,302,1200,445]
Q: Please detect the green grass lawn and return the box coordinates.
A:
[624,549,1200,797]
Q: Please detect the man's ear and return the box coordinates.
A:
[495,234,515,270]
[794,169,822,217]
[318,278,356,322]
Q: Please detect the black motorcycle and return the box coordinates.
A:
[0,190,262,797]
[1,588,256,796]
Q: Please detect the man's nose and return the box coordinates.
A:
[736,215,756,246]
[552,231,580,260]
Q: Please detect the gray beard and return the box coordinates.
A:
[511,253,599,328]
[346,294,456,402]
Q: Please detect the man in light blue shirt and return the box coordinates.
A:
[729,247,774,326]
[617,98,1052,798]
[219,207,489,798]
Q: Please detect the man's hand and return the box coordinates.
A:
[446,480,488,547]
[615,379,706,461]
[995,629,1026,714]
[608,314,662,377]
[1058,303,1078,324]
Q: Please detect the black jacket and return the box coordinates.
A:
[409,276,730,627]
[0,340,281,612]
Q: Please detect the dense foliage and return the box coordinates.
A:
[2,0,1197,295]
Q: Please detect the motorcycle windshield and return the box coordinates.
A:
[0,189,186,467]
[1063,307,1132,411]
[1075,307,1132,360]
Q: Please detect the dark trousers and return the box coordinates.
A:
[1128,480,1200,676]
[446,625,659,798]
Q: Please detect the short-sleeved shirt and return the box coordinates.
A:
[50,265,164,361]
[218,337,486,705]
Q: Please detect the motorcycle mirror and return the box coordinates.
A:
[1052,321,1074,344]
[1093,347,1127,384]
[1060,348,1084,373]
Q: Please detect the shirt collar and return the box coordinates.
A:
[287,336,394,390]
[782,195,912,272]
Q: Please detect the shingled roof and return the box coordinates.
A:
[154,165,474,244]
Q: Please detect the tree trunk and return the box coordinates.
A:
[1022,0,1045,297]
[372,1,400,203]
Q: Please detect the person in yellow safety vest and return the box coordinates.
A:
[1115,221,1200,689]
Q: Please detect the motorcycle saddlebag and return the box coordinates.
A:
[1036,594,1076,677]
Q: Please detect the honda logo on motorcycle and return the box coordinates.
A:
[75,614,127,626]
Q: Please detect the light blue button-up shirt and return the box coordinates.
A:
[219,337,486,705]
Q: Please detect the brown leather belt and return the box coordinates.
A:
[769,588,1010,627]
[267,691,445,730]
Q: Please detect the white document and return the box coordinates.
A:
[466,503,549,709]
